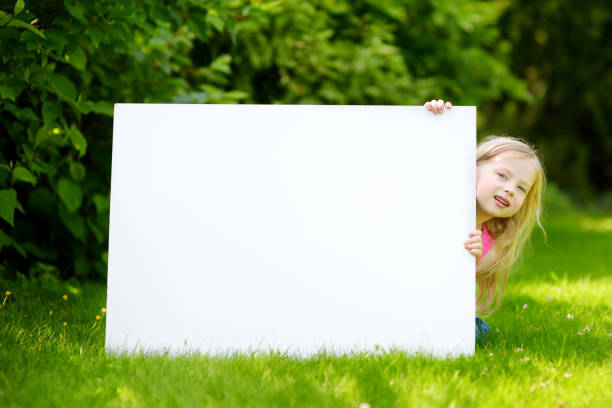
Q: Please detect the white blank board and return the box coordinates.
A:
[106,104,476,358]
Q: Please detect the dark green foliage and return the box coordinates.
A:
[483,0,611,202]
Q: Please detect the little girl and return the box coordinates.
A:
[425,99,547,341]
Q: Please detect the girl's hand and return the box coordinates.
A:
[464,230,483,258]
[424,99,452,114]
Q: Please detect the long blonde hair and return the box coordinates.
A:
[475,136,546,315]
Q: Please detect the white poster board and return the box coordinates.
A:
[106,104,476,358]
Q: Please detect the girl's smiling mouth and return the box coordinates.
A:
[495,195,510,208]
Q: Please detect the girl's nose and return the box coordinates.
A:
[504,185,514,196]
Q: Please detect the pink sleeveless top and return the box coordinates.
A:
[477,223,494,263]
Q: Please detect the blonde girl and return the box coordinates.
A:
[425,99,547,340]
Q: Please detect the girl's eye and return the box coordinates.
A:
[497,172,506,179]
[518,186,526,193]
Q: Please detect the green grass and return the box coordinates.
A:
[1,211,611,407]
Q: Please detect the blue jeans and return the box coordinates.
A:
[475,317,490,341]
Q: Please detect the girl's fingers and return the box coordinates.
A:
[465,243,483,251]
[468,230,482,239]
[431,99,438,114]
[470,249,482,258]
[464,239,483,248]
[426,99,452,114]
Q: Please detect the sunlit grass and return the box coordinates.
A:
[1,211,611,407]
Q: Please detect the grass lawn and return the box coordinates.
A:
[1,211,611,407]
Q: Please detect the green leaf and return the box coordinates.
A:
[0,189,17,227]
[15,199,25,215]
[259,0,284,12]
[0,81,27,102]
[77,100,114,116]
[0,229,12,251]
[14,0,25,14]
[67,125,87,158]
[0,11,10,26]
[86,219,104,243]
[7,18,46,39]
[58,202,86,240]
[206,13,224,33]
[64,0,87,24]
[210,54,232,74]
[23,242,50,259]
[57,177,82,213]
[44,29,68,50]
[2,102,37,122]
[84,27,105,47]
[34,126,53,149]
[42,101,62,126]
[47,73,77,104]
[12,166,37,185]
[92,193,109,213]
[67,46,87,70]
[69,162,86,181]
[31,159,57,178]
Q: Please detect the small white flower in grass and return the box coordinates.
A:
[583,327,590,332]
[359,403,370,408]
[488,352,494,357]
[577,331,583,336]
[540,382,547,388]
[567,314,574,320]
[495,328,500,333]
[515,347,523,353]
[520,357,530,362]
[564,373,572,378]
[523,303,528,310]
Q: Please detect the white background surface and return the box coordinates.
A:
[106,104,476,358]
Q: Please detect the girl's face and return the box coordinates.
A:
[476,153,537,220]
